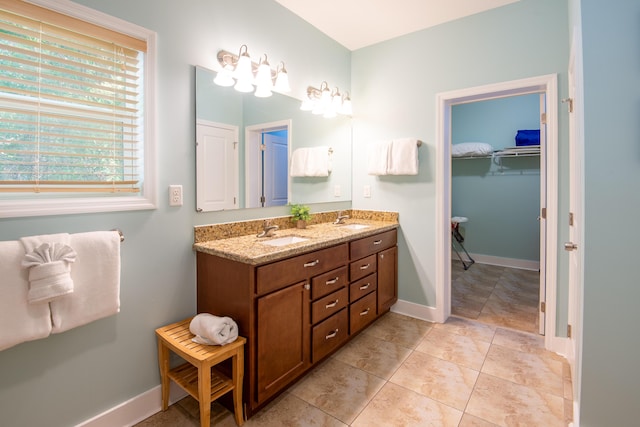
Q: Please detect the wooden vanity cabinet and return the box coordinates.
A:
[196,228,397,419]
[377,245,398,313]
[256,281,309,403]
[348,229,398,334]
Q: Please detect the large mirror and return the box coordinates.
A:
[195,66,352,211]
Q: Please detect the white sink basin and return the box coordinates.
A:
[260,236,309,247]
[342,224,370,230]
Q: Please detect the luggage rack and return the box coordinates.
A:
[451,216,475,270]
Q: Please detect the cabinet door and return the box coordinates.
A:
[257,281,310,403]
[377,246,398,313]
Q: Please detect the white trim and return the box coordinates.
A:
[454,253,540,271]
[391,299,440,323]
[76,383,187,427]
[0,0,158,218]
[436,74,559,348]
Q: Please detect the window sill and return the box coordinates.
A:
[0,195,157,219]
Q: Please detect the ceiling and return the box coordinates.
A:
[274,0,520,51]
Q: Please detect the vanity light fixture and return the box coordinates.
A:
[214,45,291,97]
[233,45,254,93]
[254,54,273,97]
[273,62,290,93]
[301,82,353,118]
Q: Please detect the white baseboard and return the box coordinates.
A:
[76,382,187,427]
[453,252,540,271]
[391,299,440,323]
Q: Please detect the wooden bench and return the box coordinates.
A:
[155,317,245,426]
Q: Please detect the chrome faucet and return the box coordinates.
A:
[257,220,279,238]
[334,211,349,225]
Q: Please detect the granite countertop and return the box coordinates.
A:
[193,219,398,265]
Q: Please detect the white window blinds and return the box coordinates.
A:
[0,1,146,194]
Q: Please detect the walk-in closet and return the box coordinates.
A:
[450,93,543,334]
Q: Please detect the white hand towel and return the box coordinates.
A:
[290,148,309,177]
[0,240,52,351]
[387,138,419,175]
[304,146,330,176]
[22,242,77,304]
[190,313,239,346]
[49,231,121,333]
[367,140,391,175]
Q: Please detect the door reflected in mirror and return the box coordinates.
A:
[195,65,352,212]
[245,121,290,208]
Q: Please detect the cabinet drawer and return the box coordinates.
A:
[311,287,348,325]
[349,273,377,302]
[349,254,376,281]
[312,309,348,363]
[350,229,397,261]
[349,291,377,335]
[256,243,348,295]
[311,266,348,300]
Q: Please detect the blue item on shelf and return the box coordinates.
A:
[515,129,540,146]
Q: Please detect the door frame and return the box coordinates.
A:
[245,120,292,208]
[435,74,562,352]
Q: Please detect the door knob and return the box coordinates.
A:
[564,242,578,251]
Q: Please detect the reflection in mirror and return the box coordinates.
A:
[195,66,352,211]
[245,120,290,208]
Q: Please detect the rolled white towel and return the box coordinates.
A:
[189,313,238,346]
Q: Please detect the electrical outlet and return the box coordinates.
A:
[169,185,183,206]
[334,185,341,197]
[363,185,371,198]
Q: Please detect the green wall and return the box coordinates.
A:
[0,1,350,426]
[351,0,569,309]
[579,0,640,425]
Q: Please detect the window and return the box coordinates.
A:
[0,0,156,217]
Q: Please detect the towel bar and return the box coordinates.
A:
[111,229,124,243]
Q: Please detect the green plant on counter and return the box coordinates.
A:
[289,203,312,222]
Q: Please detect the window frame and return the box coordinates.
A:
[0,0,157,218]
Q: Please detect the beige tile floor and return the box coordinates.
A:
[136,311,572,426]
[451,261,540,334]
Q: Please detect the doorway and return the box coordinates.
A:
[245,120,291,208]
[450,93,544,334]
[435,74,560,350]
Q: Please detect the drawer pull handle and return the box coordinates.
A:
[304,260,319,267]
[359,264,370,270]
[373,239,383,245]
[325,329,339,339]
[304,283,310,290]
[360,308,370,316]
[326,277,339,285]
[359,283,370,290]
[325,299,338,309]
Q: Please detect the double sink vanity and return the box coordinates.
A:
[193,210,399,418]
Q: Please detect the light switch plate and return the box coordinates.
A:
[334,185,341,197]
[363,185,371,198]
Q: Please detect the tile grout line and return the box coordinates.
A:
[456,326,497,425]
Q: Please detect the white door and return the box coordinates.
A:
[195,121,238,212]
[566,33,584,404]
[263,132,288,206]
[539,94,547,335]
